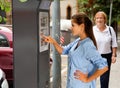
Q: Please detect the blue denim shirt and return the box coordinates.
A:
[62,37,108,88]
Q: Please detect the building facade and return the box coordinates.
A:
[50,0,78,20]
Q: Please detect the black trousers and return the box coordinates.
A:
[100,53,112,88]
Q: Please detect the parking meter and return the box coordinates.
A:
[12,0,51,88]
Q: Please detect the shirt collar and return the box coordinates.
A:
[79,37,90,44]
[94,25,109,33]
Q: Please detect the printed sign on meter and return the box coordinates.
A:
[39,12,49,52]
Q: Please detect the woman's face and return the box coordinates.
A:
[71,20,83,36]
[95,13,105,26]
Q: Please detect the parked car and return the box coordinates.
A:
[0,68,9,88]
[0,26,13,88]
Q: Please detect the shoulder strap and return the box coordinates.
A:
[109,27,112,45]
[109,27,112,36]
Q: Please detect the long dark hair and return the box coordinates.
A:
[71,12,97,48]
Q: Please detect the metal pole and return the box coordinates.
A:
[51,0,61,88]
[109,0,113,26]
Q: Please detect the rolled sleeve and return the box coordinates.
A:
[97,57,108,69]
[88,55,108,70]
[85,42,108,69]
[62,46,69,54]
[110,27,118,48]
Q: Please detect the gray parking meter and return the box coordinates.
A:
[12,0,51,88]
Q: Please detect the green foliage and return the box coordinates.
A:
[0,0,11,11]
[78,0,89,12]
[94,0,120,23]
[0,0,11,23]
[0,15,2,22]
[78,0,120,23]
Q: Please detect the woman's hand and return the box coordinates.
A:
[42,35,55,44]
[74,67,108,83]
[111,56,116,63]
[74,70,88,83]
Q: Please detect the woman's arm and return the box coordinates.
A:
[111,27,117,63]
[43,36,63,54]
[112,47,117,63]
[74,66,108,83]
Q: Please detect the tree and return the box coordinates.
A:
[77,0,120,35]
[77,0,120,23]
[0,0,11,23]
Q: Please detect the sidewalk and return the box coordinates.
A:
[108,31,120,88]
[61,32,120,88]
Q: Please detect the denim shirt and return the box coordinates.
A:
[62,37,108,88]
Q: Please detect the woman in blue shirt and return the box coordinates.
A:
[43,12,108,88]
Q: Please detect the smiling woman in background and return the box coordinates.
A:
[93,11,118,88]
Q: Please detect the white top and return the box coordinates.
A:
[93,25,118,54]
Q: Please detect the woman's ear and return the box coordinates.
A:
[80,23,85,31]
[81,23,84,27]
